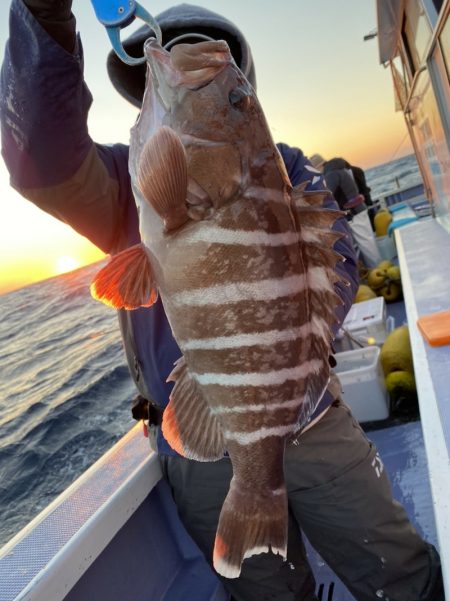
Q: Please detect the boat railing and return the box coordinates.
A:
[0,424,228,601]
[395,219,450,598]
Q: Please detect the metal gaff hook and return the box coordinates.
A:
[90,1,162,65]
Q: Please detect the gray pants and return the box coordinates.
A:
[159,401,443,601]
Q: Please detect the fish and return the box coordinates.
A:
[91,37,347,578]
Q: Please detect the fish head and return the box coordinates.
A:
[129,38,288,252]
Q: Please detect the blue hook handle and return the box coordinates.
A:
[90,0,162,65]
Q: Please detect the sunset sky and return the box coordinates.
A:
[0,0,413,294]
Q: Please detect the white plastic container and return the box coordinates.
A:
[376,235,397,261]
[334,346,389,422]
[335,297,394,351]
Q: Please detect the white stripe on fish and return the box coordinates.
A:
[224,423,297,444]
[183,225,302,247]
[193,359,323,387]
[211,396,305,415]
[171,270,331,307]
[181,318,329,350]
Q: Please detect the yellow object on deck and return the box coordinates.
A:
[374,210,393,237]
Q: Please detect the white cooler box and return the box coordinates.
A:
[334,297,394,352]
[334,346,389,423]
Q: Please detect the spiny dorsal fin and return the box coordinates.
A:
[290,184,350,350]
[293,205,342,229]
[300,226,346,248]
[90,244,157,310]
[138,126,189,232]
[295,187,331,208]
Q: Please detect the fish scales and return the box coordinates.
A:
[171,295,331,341]
[91,37,347,578]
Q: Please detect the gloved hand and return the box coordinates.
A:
[23,0,76,52]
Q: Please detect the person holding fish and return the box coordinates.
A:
[0,1,444,600]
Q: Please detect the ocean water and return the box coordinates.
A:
[364,152,422,200]
[0,153,422,547]
[0,262,135,545]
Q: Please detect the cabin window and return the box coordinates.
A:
[391,56,410,110]
[407,69,450,226]
[422,0,444,26]
[402,0,433,74]
[440,14,450,82]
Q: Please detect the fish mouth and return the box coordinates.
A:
[144,38,232,91]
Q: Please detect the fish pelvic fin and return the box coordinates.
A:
[162,357,225,461]
[90,244,157,310]
[213,479,288,579]
[137,126,189,232]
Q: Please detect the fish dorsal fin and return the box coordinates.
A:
[90,244,157,310]
[292,186,348,261]
[294,187,330,207]
[138,126,189,232]
[290,185,351,406]
[162,356,225,461]
[292,184,350,301]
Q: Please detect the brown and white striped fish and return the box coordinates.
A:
[91,38,347,578]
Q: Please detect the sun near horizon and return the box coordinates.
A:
[55,255,82,275]
[1,248,106,296]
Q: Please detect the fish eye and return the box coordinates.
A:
[228,87,251,111]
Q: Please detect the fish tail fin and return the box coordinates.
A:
[213,481,288,579]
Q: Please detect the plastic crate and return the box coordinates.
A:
[334,346,389,423]
[335,297,394,351]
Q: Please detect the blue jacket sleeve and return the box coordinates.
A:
[0,0,131,253]
[277,143,358,333]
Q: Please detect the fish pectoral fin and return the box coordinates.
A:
[90,243,158,310]
[162,357,225,461]
[137,126,189,232]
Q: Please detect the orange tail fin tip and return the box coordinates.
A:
[90,244,157,310]
[212,483,288,578]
